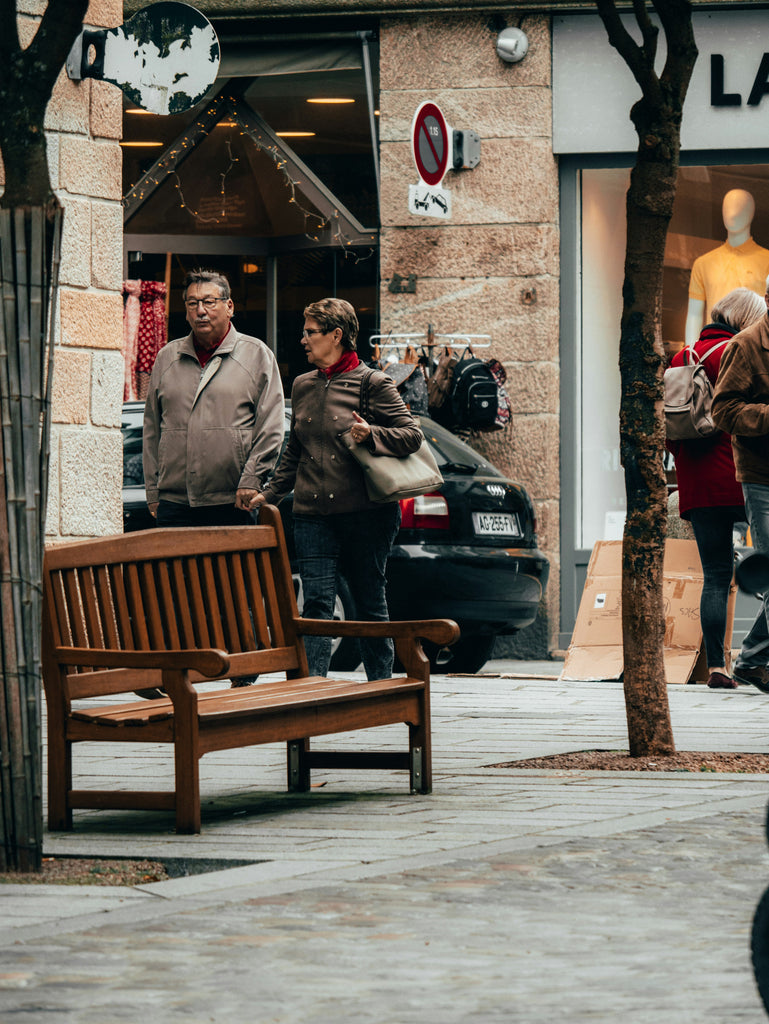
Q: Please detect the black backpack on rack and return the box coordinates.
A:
[449,354,499,430]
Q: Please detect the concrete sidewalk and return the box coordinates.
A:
[2,661,769,1022]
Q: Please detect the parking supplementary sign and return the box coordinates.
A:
[412,101,450,186]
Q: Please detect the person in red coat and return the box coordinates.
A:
[669,286,767,688]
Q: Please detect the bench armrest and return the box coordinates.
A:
[54,647,231,678]
[295,618,459,646]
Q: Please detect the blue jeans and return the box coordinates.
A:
[737,482,769,670]
[688,505,744,668]
[293,504,401,681]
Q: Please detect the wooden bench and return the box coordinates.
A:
[42,505,458,834]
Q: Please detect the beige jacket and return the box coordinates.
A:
[712,313,769,486]
[143,328,285,506]
[263,363,422,515]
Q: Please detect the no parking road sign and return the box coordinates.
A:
[410,101,452,219]
[412,101,450,186]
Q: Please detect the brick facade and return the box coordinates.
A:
[379,13,560,650]
[45,0,124,538]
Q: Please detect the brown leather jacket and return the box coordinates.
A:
[712,312,769,485]
[263,363,423,515]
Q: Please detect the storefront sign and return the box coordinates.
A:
[554,11,769,153]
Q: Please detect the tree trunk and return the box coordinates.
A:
[620,156,678,755]
[596,0,697,755]
[0,206,62,872]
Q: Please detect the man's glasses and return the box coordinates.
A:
[185,297,226,310]
[302,328,327,338]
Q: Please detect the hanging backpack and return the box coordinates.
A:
[481,358,513,432]
[663,339,729,441]
[450,352,499,430]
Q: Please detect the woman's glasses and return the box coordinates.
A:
[302,328,326,338]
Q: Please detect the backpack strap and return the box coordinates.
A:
[686,339,730,365]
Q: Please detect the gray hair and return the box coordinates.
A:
[184,268,231,301]
[710,287,766,333]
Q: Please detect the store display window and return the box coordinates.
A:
[577,163,769,550]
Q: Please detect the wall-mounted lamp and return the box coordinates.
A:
[496,27,529,63]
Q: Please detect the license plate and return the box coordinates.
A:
[472,512,521,537]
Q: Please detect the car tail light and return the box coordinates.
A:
[399,493,450,530]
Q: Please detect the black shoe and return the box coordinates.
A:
[231,676,259,688]
[733,665,769,693]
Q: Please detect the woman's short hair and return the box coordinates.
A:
[303,298,359,351]
[711,287,766,333]
[184,269,231,301]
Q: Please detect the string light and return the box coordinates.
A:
[124,93,378,253]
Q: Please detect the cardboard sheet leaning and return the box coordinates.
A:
[561,539,706,684]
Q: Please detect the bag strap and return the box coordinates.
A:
[359,368,376,423]
[684,339,730,365]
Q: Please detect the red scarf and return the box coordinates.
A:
[194,324,231,367]
[319,350,360,378]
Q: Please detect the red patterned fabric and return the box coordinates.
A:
[135,281,167,400]
[122,280,142,401]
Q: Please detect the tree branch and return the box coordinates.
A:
[597,0,663,124]
[0,0,20,64]
[655,0,697,103]
[24,0,89,103]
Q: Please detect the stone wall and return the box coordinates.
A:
[27,0,124,538]
[379,12,560,653]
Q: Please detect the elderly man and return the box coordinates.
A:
[711,273,769,693]
[143,268,284,527]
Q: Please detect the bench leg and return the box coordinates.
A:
[171,677,201,833]
[287,739,311,792]
[410,720,432,794]
[48,733,73,831]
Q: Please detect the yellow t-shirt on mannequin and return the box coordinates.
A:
[688,237,769,310]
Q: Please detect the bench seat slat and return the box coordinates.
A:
[69,675,425,727]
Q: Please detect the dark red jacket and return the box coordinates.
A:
[668,323,744,518]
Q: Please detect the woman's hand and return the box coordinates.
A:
[351,410,371,445]
[236,489,267,510]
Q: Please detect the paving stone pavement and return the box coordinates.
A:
[2,662,769,1022]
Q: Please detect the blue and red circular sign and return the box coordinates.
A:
[412,101,450,187]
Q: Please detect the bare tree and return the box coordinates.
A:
[593,0,697,755]
[0,0,89,872]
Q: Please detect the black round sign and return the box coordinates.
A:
[412,101,450,187]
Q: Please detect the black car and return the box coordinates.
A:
[122,401,549,673]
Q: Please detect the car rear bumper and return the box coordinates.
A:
[386,544,549,632]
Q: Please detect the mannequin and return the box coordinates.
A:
[685,189,769,346]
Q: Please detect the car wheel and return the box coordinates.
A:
[293,574,362,671]
[422,633,497,674]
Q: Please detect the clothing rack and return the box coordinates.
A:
[367,329,491,370]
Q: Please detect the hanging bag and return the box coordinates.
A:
[663,339,730,441]
[340,369,444,502]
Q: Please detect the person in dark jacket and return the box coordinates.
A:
[669,286,766,689]
[255,298,423,681]
[712,277,769,693]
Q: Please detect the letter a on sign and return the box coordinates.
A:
[412,101,450,186]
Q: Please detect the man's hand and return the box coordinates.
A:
[148,502,159,518]
[235,488,266,510]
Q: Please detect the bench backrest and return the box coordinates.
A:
[42,507,309,701]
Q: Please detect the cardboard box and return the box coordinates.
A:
[561,539,706,684]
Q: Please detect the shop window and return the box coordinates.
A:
[577,163,769,550]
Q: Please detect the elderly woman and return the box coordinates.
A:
[668,285,767,689]
[254,298,423,680]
